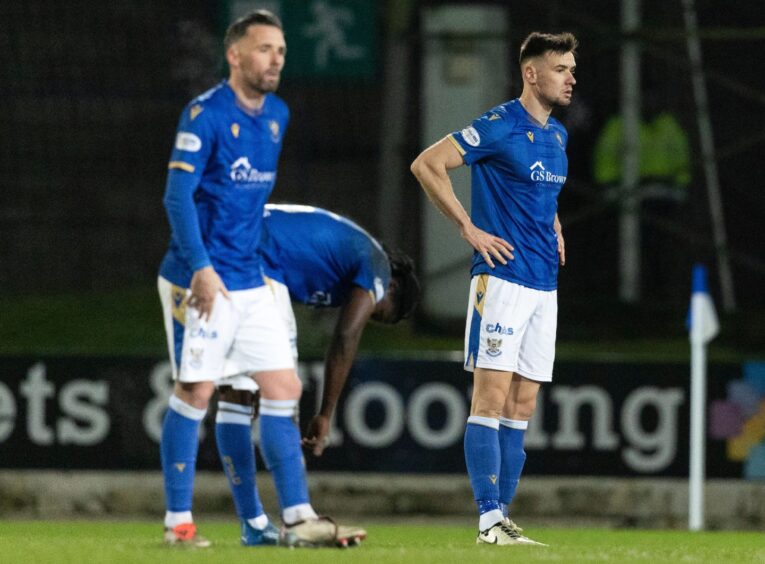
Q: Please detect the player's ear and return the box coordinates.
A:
[523,62,537,84]
[226,44,240,68]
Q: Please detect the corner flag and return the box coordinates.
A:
[687,263,719,531]
[688,264,719,344]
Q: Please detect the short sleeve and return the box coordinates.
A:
[449,108,512,166]
[352,243,391,304]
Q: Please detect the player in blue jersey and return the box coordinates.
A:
[411,31,577,546]
[158,10,362,549]
[216,204,420,458]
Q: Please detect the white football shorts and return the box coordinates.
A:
[464,274,557,382]
[158,276,295,391]
[265,277,298,362]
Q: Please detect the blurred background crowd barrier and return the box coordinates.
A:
[2,0,764,321]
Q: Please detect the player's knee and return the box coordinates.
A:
[255,369,302,400]
[175,381,215,409]
[505,396,538,420]
[470,390,505,419]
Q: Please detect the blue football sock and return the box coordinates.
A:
[258,399,309,513]
[215,401,263,521]
[464,416,501,521]
[499,418,528,516]
[160,395,206,513]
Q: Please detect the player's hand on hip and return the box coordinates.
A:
[301,415,331,456]
[189,266,230,321]
[461,224,514,268]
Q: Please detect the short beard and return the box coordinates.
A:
[245,75,280,95]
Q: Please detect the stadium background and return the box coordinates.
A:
[1,0,764,530]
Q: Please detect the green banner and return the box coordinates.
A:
[226,0,378,78]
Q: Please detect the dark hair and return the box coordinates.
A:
[384,245,421,323]
[519,32,578,65]
[224,9,283,50]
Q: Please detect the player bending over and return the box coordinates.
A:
[214,203,419,540]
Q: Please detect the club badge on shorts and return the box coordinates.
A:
[486,338,502,357]
[189,348,204,369]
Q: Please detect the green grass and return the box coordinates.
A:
[1,286,762,361]
[0,521,763,563]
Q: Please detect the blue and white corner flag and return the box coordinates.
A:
[688,264,719,344]
[687,263,719,531]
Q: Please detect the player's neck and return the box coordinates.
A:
[518,91,552,127]
[228,77,267,113]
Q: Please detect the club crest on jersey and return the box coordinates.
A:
[486,338,502,357]
[526,131,534,143]
[231,123,240,138]
[189,104,203,121]
[269,120,280,142]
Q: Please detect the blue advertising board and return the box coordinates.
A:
[0,356,762,478]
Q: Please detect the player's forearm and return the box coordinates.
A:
[319,334,362,418]
[163,169,211,271]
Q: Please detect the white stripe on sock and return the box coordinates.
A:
[260,398,297,417]
[215,410,251,426]
[467,415,500,430]
[168,394,207,421]
[217,401,253,416]
[499,417,528,430]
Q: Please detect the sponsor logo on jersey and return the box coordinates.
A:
[461,126,481,147]
[190,104,203,120]
[269,120,281,142]
[476,291,485,305]
[486,322,513,336]
[229,157,276,184]
[526,131,534,143]
[486,338,503,357]
[529,160,566,184]
[489,474,498,484]
[175,132,202,152]
[231,123,240,138]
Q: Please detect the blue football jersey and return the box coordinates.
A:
[159,81,289,290]
[449,99,568,291]
[260,204,390,307]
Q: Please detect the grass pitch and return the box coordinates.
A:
[1,521,763,564]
